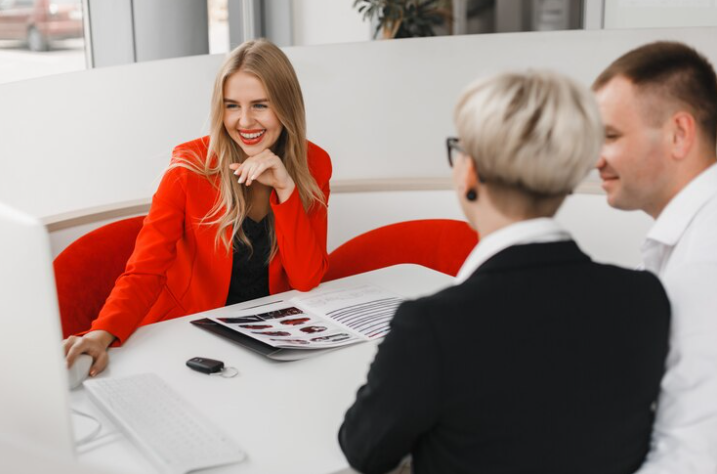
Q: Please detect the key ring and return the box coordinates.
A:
[211,366,239,378]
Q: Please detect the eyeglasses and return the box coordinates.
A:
[446,137,464,168]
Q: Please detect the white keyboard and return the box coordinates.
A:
[84,373,246,474]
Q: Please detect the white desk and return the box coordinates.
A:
[72,265,453,474]
[0,432,115,474]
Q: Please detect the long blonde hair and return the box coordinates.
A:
[173,39,325,256]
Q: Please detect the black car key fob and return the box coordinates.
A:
[186,357,225,374]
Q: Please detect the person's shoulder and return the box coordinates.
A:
[591,260,658,281]
[171,136,210,166]
[395,282,473,322]
[588,260,661,286]
[163,137,215,189]
[307,140,330,160]
[591,262,670,308]
[681,192,717,251]
[306,141,332,181]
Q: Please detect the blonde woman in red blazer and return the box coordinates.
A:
[64,39,332,376]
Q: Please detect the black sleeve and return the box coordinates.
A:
[338,300,442,474]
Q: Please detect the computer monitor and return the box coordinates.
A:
[0,202,75,461]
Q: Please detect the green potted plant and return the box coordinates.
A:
[354,0,452,39]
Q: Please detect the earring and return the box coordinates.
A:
[466,189,477,202]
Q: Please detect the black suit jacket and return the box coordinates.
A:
[339,241,670,474]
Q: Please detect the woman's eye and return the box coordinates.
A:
[254,103,268,110]
[226,103,238,109]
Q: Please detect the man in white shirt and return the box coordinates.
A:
[593,41,717,473]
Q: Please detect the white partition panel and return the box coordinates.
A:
[1,27,715,265]
[0,54,221,220]
[294,28,717,184]
[2,27,717,220]
[327,191,652,268]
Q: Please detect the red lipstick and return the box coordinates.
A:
[238,129,265,146]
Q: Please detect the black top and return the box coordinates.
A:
[225,216,271,306]
[339,241,671,474]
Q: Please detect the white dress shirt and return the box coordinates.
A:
[455,217,570,284]
[636,163,717,474]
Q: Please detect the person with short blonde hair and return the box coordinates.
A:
[339,70,670,474]
[454,70,603,218]
[64,39,332,375]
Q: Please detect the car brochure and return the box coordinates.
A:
[209,285,404,349]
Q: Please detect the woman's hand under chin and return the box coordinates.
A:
[230,149,296,203]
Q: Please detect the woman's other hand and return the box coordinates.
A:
[63,330,115,377]
[230,149,296,202]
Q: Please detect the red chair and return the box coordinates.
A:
[324,219,478,282]
[53,215,145,338]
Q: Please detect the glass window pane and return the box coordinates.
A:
[0,0,86,84]
[208,0,228,54]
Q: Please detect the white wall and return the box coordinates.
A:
[604,0,717,29]
[556,194,652,267]
[292,0,372,46]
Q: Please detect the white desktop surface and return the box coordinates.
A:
[0,434,115,474]
[72,265,453,474]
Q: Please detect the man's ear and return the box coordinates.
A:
[671,111,696,161]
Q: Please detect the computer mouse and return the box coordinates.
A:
[68,353,93,390]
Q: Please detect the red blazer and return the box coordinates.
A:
[89,137,332,344]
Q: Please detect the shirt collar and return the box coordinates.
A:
[455,217,571,284]
[647,163,717,247]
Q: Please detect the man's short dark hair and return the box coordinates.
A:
[593,41,717,145]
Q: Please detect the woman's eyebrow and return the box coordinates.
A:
[223,98,269,104]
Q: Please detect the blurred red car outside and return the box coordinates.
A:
[0,0,83,51]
